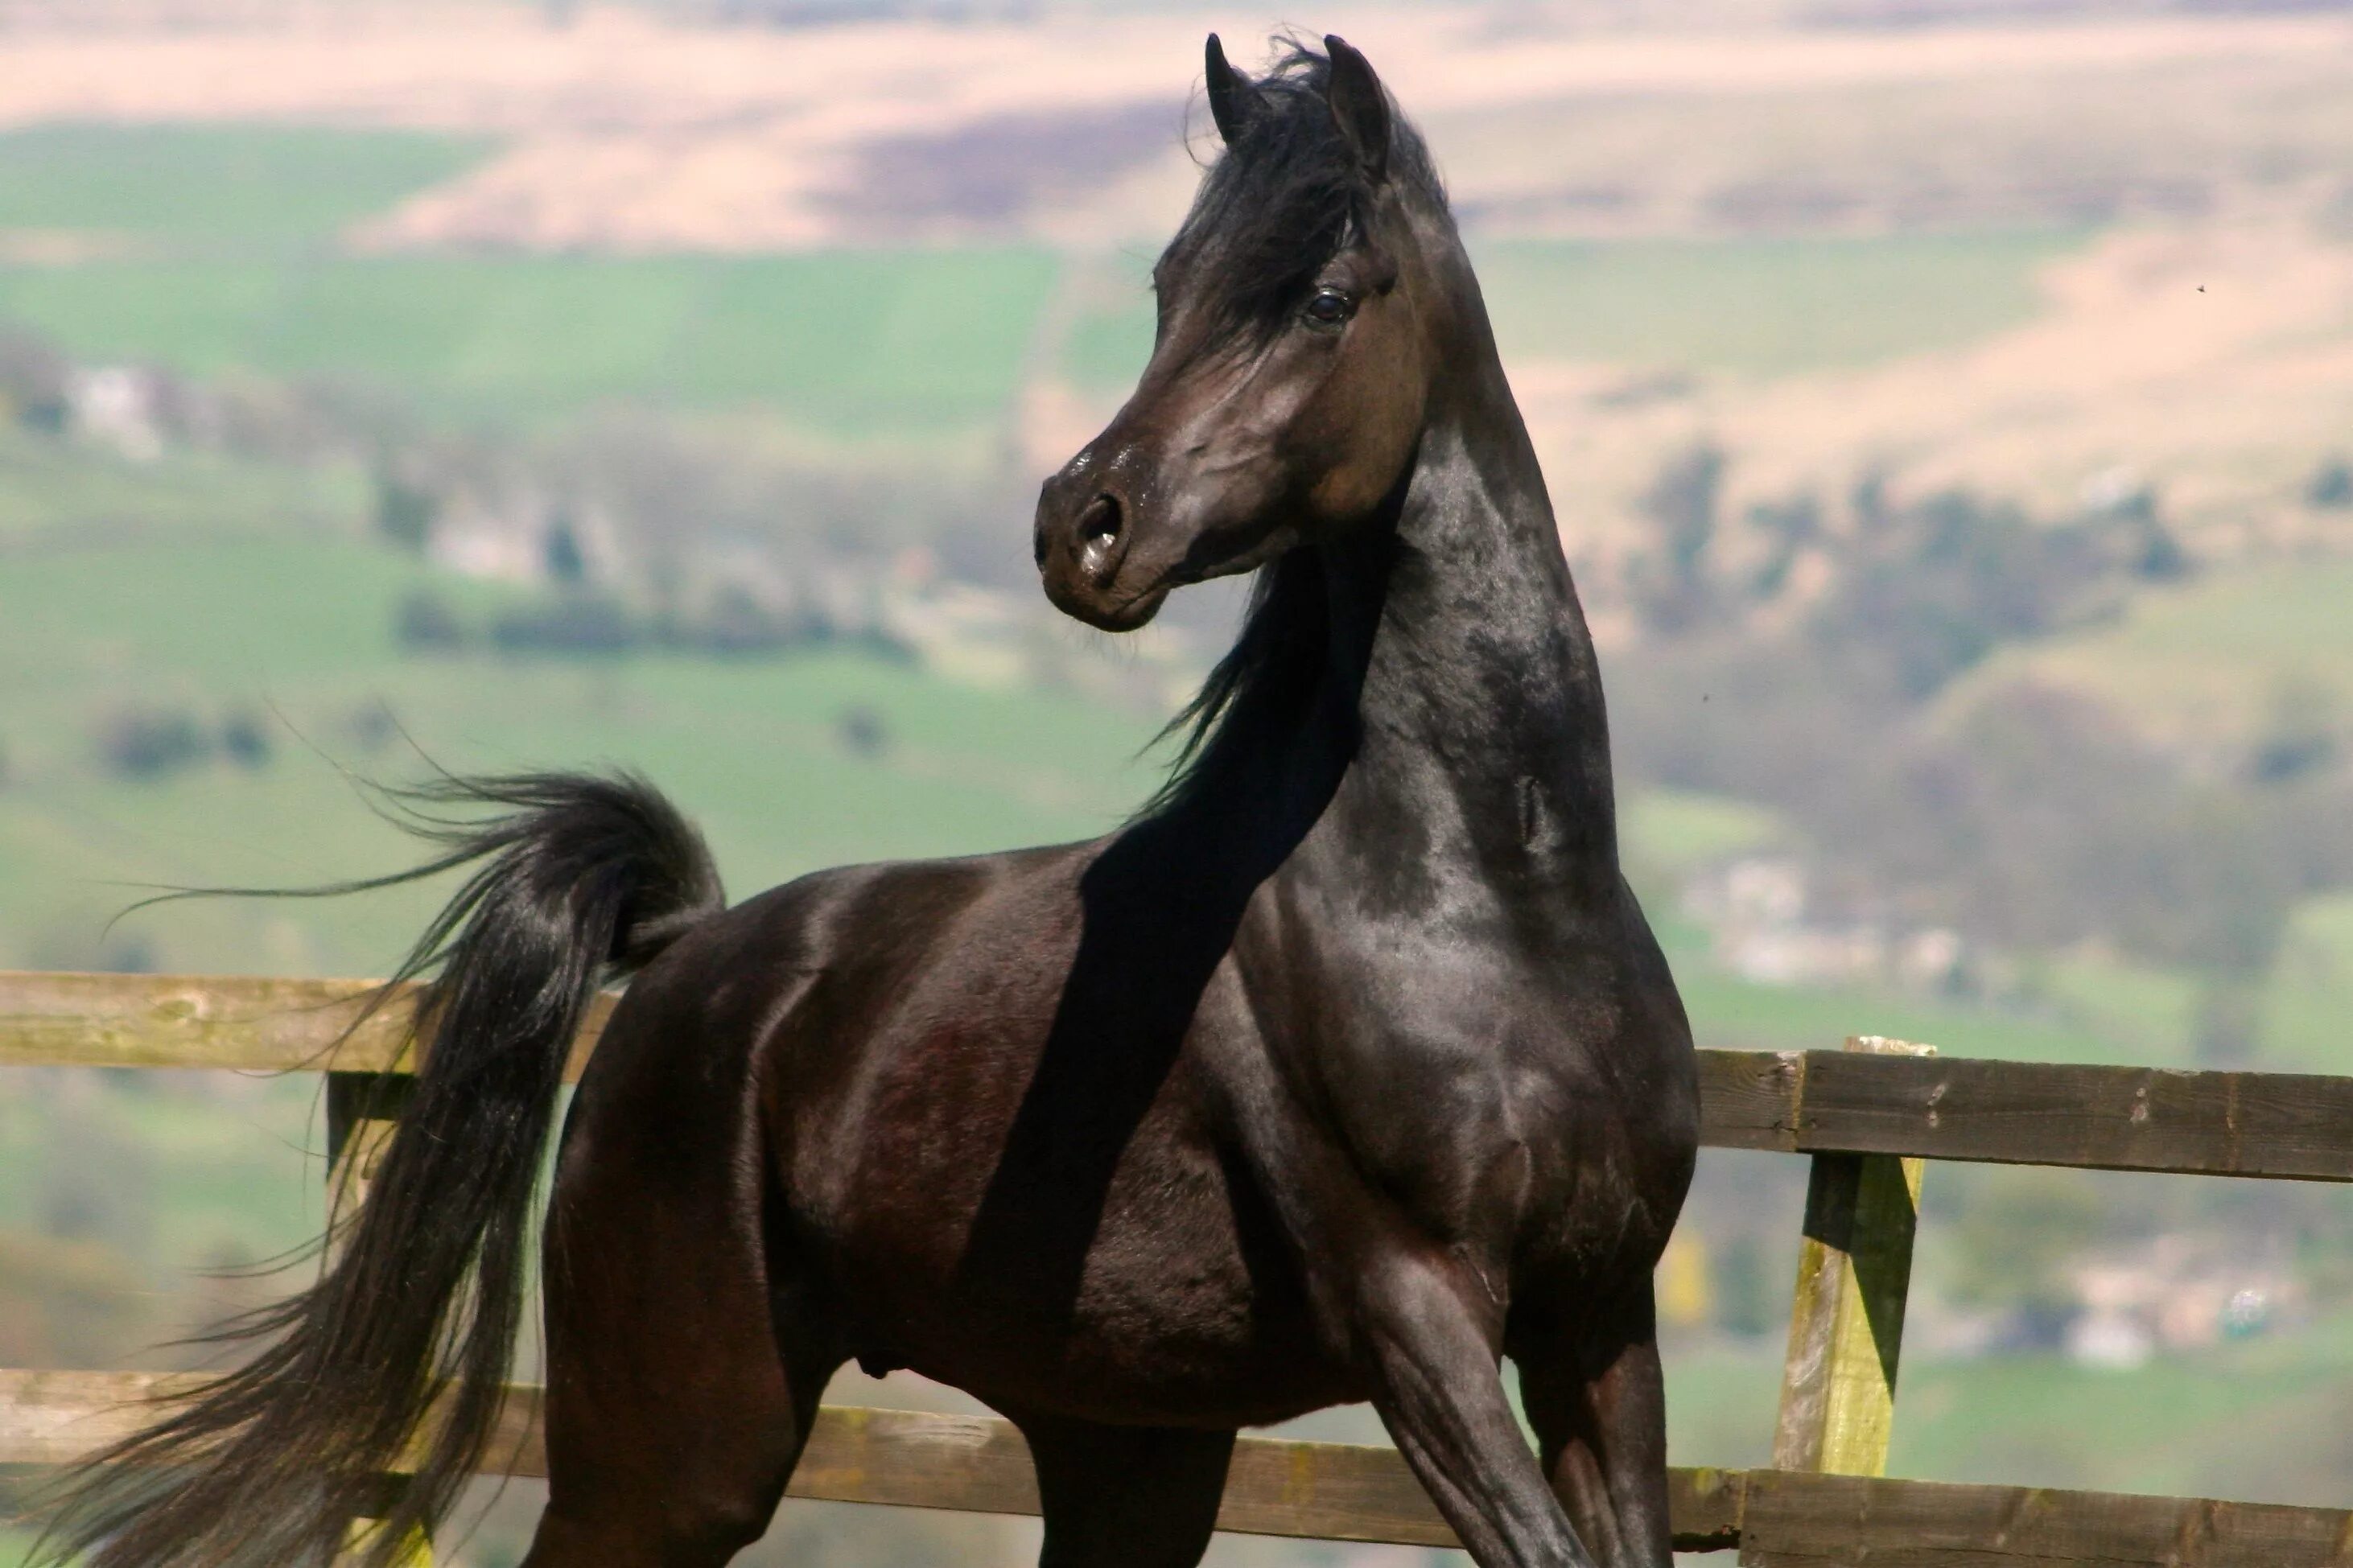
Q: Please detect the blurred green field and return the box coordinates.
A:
[0,250,1062,432]
[0,424,365,544]
[0,120,2093,435]
[1663,1306,2353,1508]
[0,529,1169,977]
[1061,228,2087,391]
[0,124,492,249]
[2260,894,2353,1074]
[1475,230,2087,376]
[1959,558,2353,755]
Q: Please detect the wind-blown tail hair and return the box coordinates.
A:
[34,770,723,1568]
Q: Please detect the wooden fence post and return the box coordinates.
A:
[1768,1035,1935,1480]
[326,1070,431,1568]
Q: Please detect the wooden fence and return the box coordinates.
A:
[7,969,2353,1566]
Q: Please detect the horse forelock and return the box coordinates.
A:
[1158,38,1448,344]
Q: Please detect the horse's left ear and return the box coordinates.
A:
[1205,34,1254,147]
[1323,35,1390,181]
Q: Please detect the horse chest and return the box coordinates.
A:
[1268,943,1683,1270]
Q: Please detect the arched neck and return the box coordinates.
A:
[1308,372,1621,904]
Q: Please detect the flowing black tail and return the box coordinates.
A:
[37,770,723,1568]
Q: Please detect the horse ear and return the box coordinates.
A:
[1205,33,1251,147]
[1322,35,1390,181]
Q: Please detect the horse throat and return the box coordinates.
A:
[1315,395,1621,899]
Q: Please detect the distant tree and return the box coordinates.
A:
[690,586,800,655]
[837,705,890,759]
[1806,487,2148,701]
[1848,466,1893,537]
[2249,681,2340,786]
[345,702,399,756]
[0,327,69,434]
[1745,492,1821,601]
[373,471,437,554]
[2306,456,2353,510]
[98,706,210,781]
[491,595,639,656]
[219,709,272,770]
[544,511,587,586]
[1711,1234,1776,1339]
[395,590,468,653]
[1633,442,1725,634]
[2129,512,2191,581]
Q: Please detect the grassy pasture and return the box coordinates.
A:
[1661,1306,2353,1508]
[1956,558,2353,756]
[1060,228,2087,392]
[0,118,2085,434]
[0,424,365,544]
[0,249,1061,432]
[1474,230,2085,376]
[2260,893,2353,1074]
[0,533,1168,977]
[0,119,1058,432]
[0,124,491,249]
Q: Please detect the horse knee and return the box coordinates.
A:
[660,1488,776,1564]
[526,1485,777,1568]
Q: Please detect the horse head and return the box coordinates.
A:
[1033,35,1456,632]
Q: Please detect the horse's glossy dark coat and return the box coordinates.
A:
[44,35,1696,1568]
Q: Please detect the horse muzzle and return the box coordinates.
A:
[1035,466,1169,632]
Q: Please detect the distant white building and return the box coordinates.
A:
[68,365,162,461]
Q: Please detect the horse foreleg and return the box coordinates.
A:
[1510,1286,1673,1568]
[1354,1249,1602,1568]
[1009,1410,1236,1568]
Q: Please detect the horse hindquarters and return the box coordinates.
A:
[525,977,842,1566]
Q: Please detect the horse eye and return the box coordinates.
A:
[1303,288,1354,326]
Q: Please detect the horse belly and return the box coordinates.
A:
[815,1105,1352,1427]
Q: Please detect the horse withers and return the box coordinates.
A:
[47,35,1697,1568]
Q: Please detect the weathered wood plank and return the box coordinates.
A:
[22,1373,2353,1563]
[326,1072,414,1223]
[1790,1051,2353,1182]
[0,972,612,1080]
[0,972,418,1073]
[1770,1038,1931,1476]
[1697,1048,1804,1152]
[1737,1468,2353,1566]
[14,973,2353,1179]
[0,1371,1739,1551]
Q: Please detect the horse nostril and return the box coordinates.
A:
[1080,492,1123,549]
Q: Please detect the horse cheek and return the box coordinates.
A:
[1307,347,1425,524]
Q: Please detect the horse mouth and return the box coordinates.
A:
[1045,574,1172,632]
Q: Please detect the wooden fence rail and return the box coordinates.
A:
[6,971,2353,1566]
[15,971,2353,1181]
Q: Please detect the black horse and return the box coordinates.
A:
[47,35,1696,1568]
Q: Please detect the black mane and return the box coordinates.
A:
[1142,40,1445,818]
[1158,39,1447,341]
[1143,546,1329,818]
